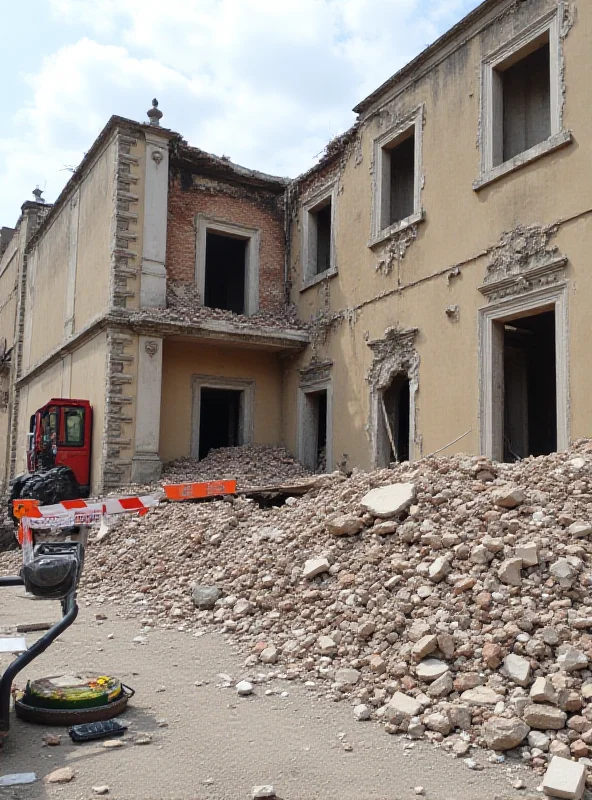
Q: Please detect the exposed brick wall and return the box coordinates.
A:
[166,171,286,314]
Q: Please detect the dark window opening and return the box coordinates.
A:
[385,132,415,227]
[503,309,556,462]
[382,375,411,464]
[303,389,328,472]
[499,40,551,164]
[315,202,332,275]
[199,388,242,460]
[204,232,246,314]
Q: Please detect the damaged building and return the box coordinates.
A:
[0,0,590,494]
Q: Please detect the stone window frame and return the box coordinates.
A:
[478,281,569,462]
[195,215,261,316]
[300,182,338,291]
[190,374,255,460]
[474,8,572,191]
[369,104,425,248]
[297,365,333,472]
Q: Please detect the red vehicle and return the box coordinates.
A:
[27,399,92,496]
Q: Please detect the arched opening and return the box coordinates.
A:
[378,374,411,466]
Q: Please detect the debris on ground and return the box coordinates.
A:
[3,441,592,781]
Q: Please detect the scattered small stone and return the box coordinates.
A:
[92,787,110,795]
[103,739,124,749]
[353,703,371,721]
[45,767,75,784]
[251,785,276,799]
[236,680,254,696]
[302,558,330,579]
[42,733,61,746]
[134,734,153,745]
[414,788,425,796]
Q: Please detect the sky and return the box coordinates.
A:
[1,0,482,227]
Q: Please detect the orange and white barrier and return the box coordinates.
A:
[163,479,236,501]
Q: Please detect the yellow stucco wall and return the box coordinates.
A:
[15,332,107,492]
[286,0,592,468]
[74,137,117,331]
[159,340,283,463]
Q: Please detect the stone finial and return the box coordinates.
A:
[32,186,45,203]
[147,98,163,127]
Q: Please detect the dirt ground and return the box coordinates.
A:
[0,586,538,800]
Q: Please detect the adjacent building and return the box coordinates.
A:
[0,0,589,494]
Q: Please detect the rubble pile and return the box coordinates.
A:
[161,445,312,489]
[8,441,592,777]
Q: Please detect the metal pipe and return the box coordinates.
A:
[0,577,24,587]
[0,593,78,734]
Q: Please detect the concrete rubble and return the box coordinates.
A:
[4,442,592,782]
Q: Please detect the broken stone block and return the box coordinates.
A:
[499,558,523,586]
[386,692,422,719]
[259,646,278,664]
[359,483,416,518]
[515,542,539,566]
[416,658,449,682]
[369,654,386,674]
[528,731,550,751]
[427,671,453,698]
[483,717,530,751]
[504,653,532,686]
[568,522,592,539]
[550,558,577,588]
[530,677,557,705]
[482,642,503,669]
[317,635,337,656]
[353,703,371,721]
[252,786,276,799]
[424,712,452,735]
[428,557,450,583]
[302,558,330,579]
[460,686,504,705]
[437,633,455,660]
[542,756,586,800]
[491,485,525,509]
[412,634,438,661]
[335,668,361,686]
[557,645,589,672]
[326,515,364,536]
[523,703,567,730]
[371,520,399,536]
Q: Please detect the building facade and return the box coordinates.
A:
[0,0,589,494]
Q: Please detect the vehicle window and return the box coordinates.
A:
[62,407,85,446]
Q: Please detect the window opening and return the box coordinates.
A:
[198,388,242,460]
[496,37,551,165]
[379,375,411,465]
[501,309,556,461]
[204,232,247,313]
[314,202,332,275]
[383,132,415,228]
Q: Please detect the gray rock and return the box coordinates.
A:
[504,653,532,687]
[568,522,592,538]
[412,634,438,661]
[360,483,416,518]
[515,542,539,566]
[385,692,423,719]
[424,712,452,735]
[522,703,567,730]
[557,645,589,672]
[252,786,276,799]
[499,558,523,586]
[317,635,337,655]
[427,671,454,698]
[260,646,278,664]
[550,558,576,588]
[191,584,222,610]
[483,717,530,751]
[491,485,525,509]
[530,677,557,705]
[334,668,361,686]
[353,703,371,721]
[428,557,450,583]
[527,731,550,751]
[416,658,449,682]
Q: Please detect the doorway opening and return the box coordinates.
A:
[198,387,242,459]
[204,232,246,313]
[301,388,328,472]
[500,308,556,461]
[378,374,411,466]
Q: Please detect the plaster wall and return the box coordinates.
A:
[74,136,117,330]
[159,340,282,463]
[286,0,592,467]
[15,332,107,491]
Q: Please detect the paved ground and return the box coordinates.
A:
[0,586,538,800]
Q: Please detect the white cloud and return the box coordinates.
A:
[1,0,479,224]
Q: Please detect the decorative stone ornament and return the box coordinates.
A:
[151,149,164,164]
[147,98,163,126]
[144,340,159,357]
